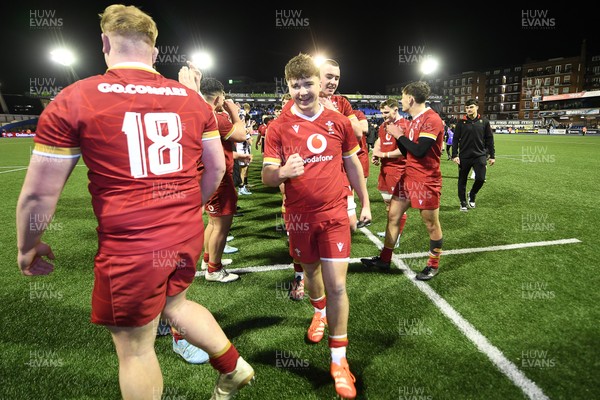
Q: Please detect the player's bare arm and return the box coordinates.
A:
[200,138,226,205]
[17,155,79,275]
[349,118,363,139]
[372,138,381,165]
[223,100,247,142]
[343,154,371,223]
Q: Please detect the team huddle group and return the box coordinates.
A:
[15,4,494,400]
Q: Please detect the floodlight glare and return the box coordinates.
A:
[313,55,328,67]
[191,52,213,70]
[420,57,439,75]
[50,48,75,66]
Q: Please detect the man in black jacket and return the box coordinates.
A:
[452,99,495,211]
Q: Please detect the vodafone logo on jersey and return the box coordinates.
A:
[307,134,327,154]
[304,133,333,164]
[408,118,418,141]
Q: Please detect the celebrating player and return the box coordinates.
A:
[362,81,444,280]
[262,53,370,399]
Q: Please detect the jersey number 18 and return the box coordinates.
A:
[122,112,183,178]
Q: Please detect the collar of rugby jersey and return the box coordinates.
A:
[107,62,159,74]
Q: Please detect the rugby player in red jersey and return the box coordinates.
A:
[283,58,365,301]
[16,5,254,399]
[363,99,409,264]
[262,53,370,399]
[362,82,444,280]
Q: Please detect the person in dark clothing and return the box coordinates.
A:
[451,99,495,211]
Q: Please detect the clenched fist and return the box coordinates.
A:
[281,153,304,179]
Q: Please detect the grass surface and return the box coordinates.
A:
[0,134,598,399]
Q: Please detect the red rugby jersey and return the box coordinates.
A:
[404,108,444,181]
[378,117,409,175]
[263,104,359,215]
[33,63,219,255]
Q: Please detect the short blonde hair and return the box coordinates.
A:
[99,4,158,46]
[285,53,319,82]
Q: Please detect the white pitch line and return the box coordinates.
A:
[361,227,551,400]
[500,157,529,162]
[195,258,364,277]
[397,238,581,259]
[194,232,578,398]
[0,167,28,174]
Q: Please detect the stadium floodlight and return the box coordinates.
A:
[420,57,439,76]
[191,52,213,70]
[50,48,75,67]
[313,55,328,67]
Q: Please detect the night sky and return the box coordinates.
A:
[1,1,597,96]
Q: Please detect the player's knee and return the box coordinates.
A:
[388,208,402,223]
[326,282,347,298]
[425,221,441,235]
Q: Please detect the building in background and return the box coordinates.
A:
[3,41,599,133]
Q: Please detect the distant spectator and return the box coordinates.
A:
[452,98,495,212]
